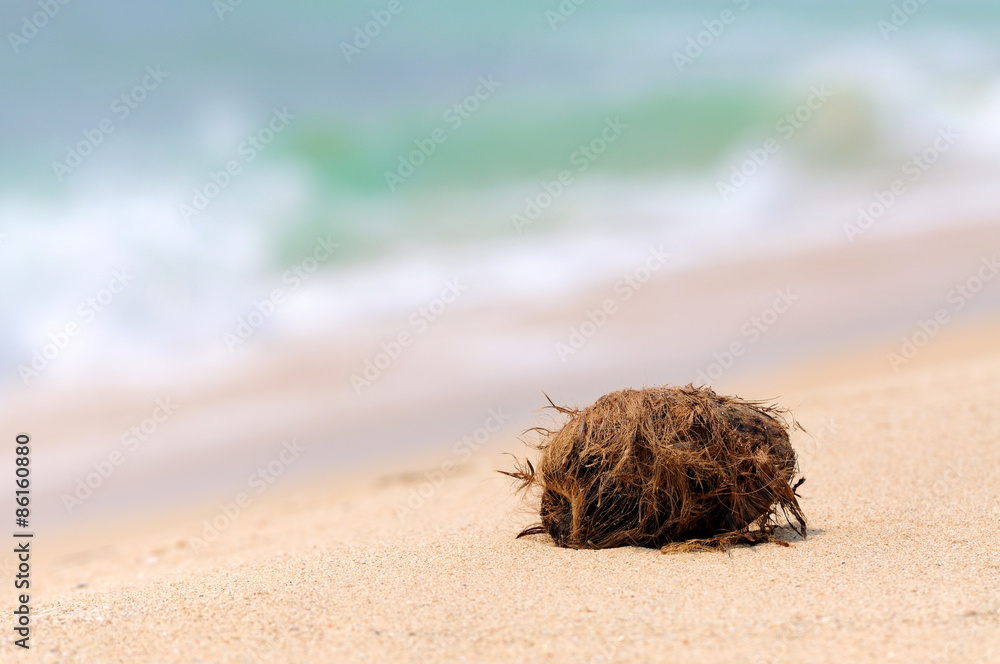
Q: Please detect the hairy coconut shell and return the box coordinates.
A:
[503,385,807,551]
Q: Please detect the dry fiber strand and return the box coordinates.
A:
[503,385,807,552]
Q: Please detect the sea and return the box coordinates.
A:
[2,0,1000,387]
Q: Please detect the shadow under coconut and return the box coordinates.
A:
[515,526,824,555]
[503,385,810,552]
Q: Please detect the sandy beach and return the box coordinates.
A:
[6,312,999,663]
[7,5,1000,662]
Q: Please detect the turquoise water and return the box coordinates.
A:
[2,0,1000,381]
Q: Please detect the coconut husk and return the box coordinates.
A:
[502,385,807,552]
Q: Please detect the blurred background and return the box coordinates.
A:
[2,1,1000,530]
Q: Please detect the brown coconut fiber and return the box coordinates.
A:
[503,385,807,552]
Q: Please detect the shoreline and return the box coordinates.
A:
[5,221,1000,535]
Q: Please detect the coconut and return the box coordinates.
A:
[503,385,807,551]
